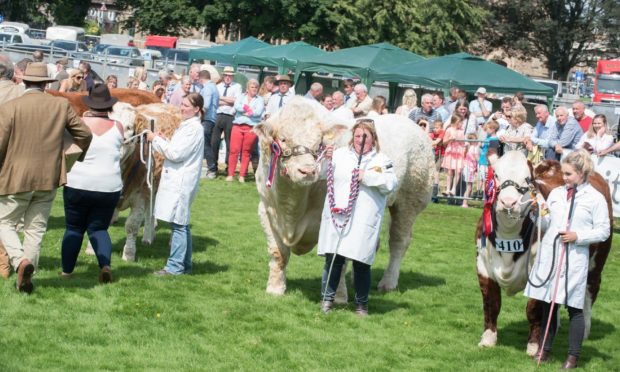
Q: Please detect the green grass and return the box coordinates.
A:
[1,178,618,371]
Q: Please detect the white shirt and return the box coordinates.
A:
[216,82,242,115]
[576,133,614,153]
[67,121,123,192]
[265,90,294,118]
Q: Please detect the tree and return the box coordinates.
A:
[48,0,91,26]
[0,0,50,28]
[482,0,620,80]
[116,0,202,35]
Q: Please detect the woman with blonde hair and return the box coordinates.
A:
[59,69,87,93]
[368,95,388,117]
[134,67,149,90]
[259,76,276,105]
[318,119,397,316]
[395,89,417,117]
[576,114,613,154]
[499,105,533,156]
[226,79,265,183]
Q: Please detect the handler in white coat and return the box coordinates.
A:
[147,92,205,276]
[318,119,398,316]
[524,149,609,369]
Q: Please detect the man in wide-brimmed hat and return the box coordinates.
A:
[265,74,294,119]
[0,62,92,293]
[213,66,242,176]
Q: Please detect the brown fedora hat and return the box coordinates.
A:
[275,75,293,85]
[22,62,57,83]
[81,83,118,110]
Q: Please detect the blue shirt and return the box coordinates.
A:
[530,117,557,160]
[546,117,583,151]
[233,94,265,126]
[199,81,219,123]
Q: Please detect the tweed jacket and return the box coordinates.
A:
[0,80,25,105]
[0,89,92,195]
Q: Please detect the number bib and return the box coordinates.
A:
[495,238,524,253]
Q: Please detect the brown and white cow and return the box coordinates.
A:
[254,97,434,296]
[476,151,613,355]
[47,88,161,116]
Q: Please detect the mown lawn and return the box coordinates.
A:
[0,178,618,371]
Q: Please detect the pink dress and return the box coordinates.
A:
[462,144,479,183]
[441,126,465,171]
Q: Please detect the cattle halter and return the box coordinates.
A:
[265,139,326,188]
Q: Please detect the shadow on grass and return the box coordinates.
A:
[497,317,616,366]
[286,269,444,314]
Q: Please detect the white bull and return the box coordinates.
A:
[254,97,434,295]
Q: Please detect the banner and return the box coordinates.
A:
[592,155,620,218]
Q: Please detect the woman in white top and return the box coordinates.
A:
[524,149,610,368]
[499,105,533,156]
[367,95,388,117]
[395,89,417,117]
[318,119,398,316]
[576,114,614,154]
[147,93,205,276]
[61,84,123,283]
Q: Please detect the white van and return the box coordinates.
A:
[100,33,134,47]
[0,21,30,34]
[45,26,85,42]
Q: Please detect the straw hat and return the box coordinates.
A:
[223,66,235,75]
[22,62,56,83]
[81,83,118,110]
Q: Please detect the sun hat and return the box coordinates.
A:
[81,83,118,110]
[223,66,235,75]
[21,62,57,83]
[275,75,293,85]
[476,87,487,95]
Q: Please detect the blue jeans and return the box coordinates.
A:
[62,187,120,272]
[202,120,216,172]
[164,223,192,274]
[321,254,371,305]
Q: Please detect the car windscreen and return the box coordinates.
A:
[107,47,132,57]
[166,49,189,62]
[52,41,76,51]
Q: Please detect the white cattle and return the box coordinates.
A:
[254,97,434,295]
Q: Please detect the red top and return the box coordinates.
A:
[430,130,445,156]
[577,116,592,133]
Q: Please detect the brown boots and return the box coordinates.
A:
[16,259,34,294]
[561,355,578,369]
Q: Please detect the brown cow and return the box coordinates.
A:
[476,151,613,355]
[47,88,161,116]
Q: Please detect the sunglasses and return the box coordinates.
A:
[75,76,83,80]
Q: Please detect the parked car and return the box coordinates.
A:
[101,46,144,67]
[84,34,101,50]
[92,43,112,55]
[49,39,89,52]
[155,48,189,69]
[0,31,33,45]
[45,26,85,42]
[100,33,134,47]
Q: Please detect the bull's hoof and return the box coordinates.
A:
[141,237,153,245]
[85,244,96,256]
[266,284,286,296]
[377,278,397,292]
[526,342,539,356]
[478,329,497,348]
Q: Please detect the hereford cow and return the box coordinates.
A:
[254,97,434,296]
[476,151,613,355]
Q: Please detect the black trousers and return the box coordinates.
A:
[202,120,216,172]
[212,113,234,172]
[540,301,585,358]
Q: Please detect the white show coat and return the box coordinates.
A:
[524,183,610,309]
[152,116,205,225]
[318,147,398,265]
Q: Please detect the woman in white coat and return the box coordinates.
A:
[524,149,610,369]
[147,92,205,276]
[318,119,398,316]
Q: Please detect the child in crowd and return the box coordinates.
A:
[441,115,465,196]
[462,133,480,208]
[478,120,501,193]
[429,119,445,202]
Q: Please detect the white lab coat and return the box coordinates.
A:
[318,147,398,265]
[152,116,205,225]
[524,183,610,309]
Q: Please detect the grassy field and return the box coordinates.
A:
[0,178,618,371]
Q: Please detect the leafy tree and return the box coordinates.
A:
[482,0,620,80]
[116,0,202,35]
[48,0,91,26]
[0,0,50,28]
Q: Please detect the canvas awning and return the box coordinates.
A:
[234,41,327,74]
[188,36,270,65]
